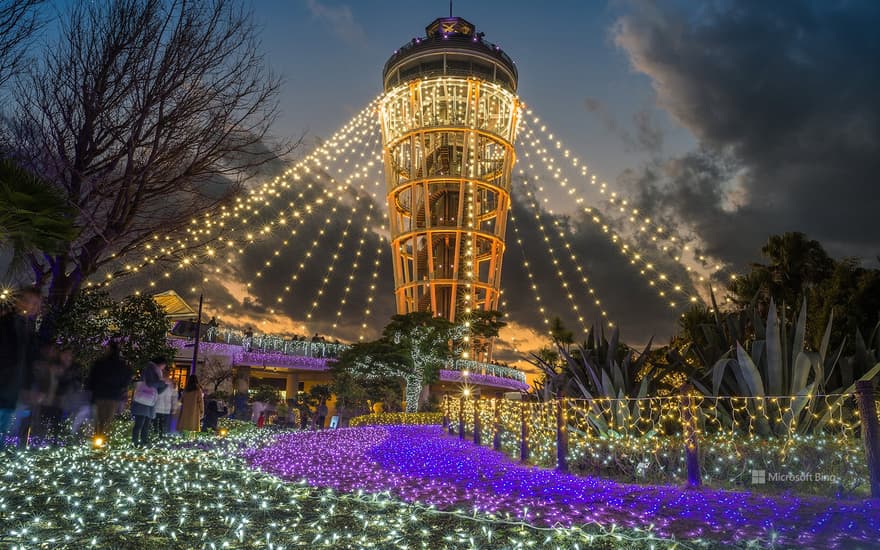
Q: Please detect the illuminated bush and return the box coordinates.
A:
[350,412,442,427]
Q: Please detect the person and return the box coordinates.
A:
[206,316,219,342]
[87,340,132,439]
[315,400,328,430]
[177,374,204,434]
[251,400,267,425]
[243,327,254,352]
[52,347,89,437]
[0,287,41,448]
[202,398,227,432]
[21,342,62,443]
[298,401,311,430]
[152,366,177,438]
[130,359,168,447]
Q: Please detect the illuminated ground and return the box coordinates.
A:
[244,426,880,549]
[2,423,878,549]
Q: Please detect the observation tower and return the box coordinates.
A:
[379,16,519,345]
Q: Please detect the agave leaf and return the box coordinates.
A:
[611,360,625,394]
[824,336,847,387]
[782,382,815,435]
[635,337,654,369]
[636,375,649,400]
[726,315,741,346]
[711,357,733,396]
[765,299,783,395]
[792,297,807,375]
[819,309,834,364]
[691,378,713,397]
[736,342,766,397]
[816,362,880,430]
[601,369,615,399]
[751,340,766,371]
[701,324,721,358]
[580,351,602,394]
[588,407,609,435]
[608,326,619,372]
[790,351,812,393]
[869,320,880,352]
[804,351,824,393]
[855,330,870,374]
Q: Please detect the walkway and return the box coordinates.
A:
[242,426,880,549]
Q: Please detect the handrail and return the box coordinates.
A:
[180,327,527,383]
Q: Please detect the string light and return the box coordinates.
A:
[521,115,724,283]
[508,207,551,332]
[87,98,383,295]
[518,175,608,331]
[517,127,703,311]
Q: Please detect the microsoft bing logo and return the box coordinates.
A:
[751,469,766,484]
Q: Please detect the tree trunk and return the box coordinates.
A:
[404,376,422,413]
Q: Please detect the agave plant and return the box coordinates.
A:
[688,295,880,435]
[529,325,668,437]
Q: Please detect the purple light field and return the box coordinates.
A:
[241,426,880,548]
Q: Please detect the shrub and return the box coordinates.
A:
[349,412,442,427]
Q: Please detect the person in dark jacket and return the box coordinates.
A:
[130,359,167,447]
[202,398,227,432]
[0,288,41,449]
[87,341,132,438]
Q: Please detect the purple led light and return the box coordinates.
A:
[243,426,880,548]
[440,370,528,391]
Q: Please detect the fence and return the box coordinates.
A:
[442,382,880,498]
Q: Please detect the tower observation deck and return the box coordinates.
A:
[379,17,520,349]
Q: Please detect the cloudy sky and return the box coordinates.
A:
[42,1,880,363]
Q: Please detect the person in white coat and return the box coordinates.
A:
[153,368,178,438]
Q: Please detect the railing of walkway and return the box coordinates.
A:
[175,329,528,384]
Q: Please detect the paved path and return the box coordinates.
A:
[242,425,880,548]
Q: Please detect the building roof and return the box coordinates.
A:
[152,290,197,320]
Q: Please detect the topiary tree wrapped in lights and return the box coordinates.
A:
[334,312,461,413]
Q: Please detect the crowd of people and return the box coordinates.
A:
[0,288,232,450]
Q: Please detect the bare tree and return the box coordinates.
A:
[3,0,287,318]
[199,356,234,397]
[0,0,42,87]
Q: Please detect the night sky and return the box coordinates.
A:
[14,1,880,364]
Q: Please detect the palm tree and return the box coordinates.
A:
[729,232,834,311]
[549,316,574,351]
[0,159,78,275]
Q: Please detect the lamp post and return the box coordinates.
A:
[190,293,204,375]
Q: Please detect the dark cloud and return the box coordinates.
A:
[502,178,687,345]
[584,97,664,153]
[613,1,880,268]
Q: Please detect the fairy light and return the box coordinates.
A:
[508,207,551,332]
[521,115,725,281]
[300,207,358,331]
[87,98,383,296]
[517,130,703,311]
[358,233,388,341]
[518,175,606,332]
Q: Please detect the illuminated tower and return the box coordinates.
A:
[379,17,519,338]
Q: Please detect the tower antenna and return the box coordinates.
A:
[449,1,453,17]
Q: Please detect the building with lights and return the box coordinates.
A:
[379,17,519,359]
